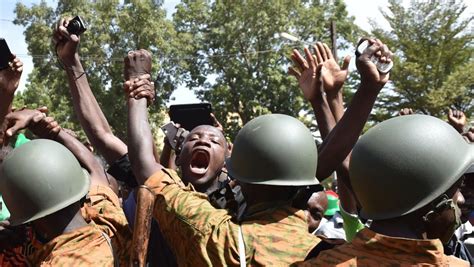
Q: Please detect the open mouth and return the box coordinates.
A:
[189,150,210,175]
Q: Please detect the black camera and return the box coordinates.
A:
[67,16,87,36]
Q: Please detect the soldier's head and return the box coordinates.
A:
[176,125,229,192]
[226,114,319,205]
[0,139,90,242]
[350,115,473,243]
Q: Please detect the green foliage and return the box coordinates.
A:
[371,0,473,121]
[13,0,184,141]
[173,0,360,138]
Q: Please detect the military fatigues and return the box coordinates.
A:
[29,185,132,266]
[145,169,320,266]
[295,228,469,266]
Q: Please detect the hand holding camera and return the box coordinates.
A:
[53,16,87,66]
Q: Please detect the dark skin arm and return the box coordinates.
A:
[160,139,177,169]
[124,50,163,184]
[4,109,110,187]
[0,55,23,145]
[53,17,127,164]
[290,42,357,213]
[317,38,393,179]
[289,45,336,139]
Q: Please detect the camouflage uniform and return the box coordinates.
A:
[145,169,320,266]
[295,228,469,266]
[29,185,132,266]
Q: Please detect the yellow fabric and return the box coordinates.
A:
[295,227,469,266]
[145,169,320,266]
[29,185,131,266]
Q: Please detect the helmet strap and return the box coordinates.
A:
[422,194,461,243]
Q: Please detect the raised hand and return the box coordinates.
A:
[124,49,152,81]
[463,127,474,143]
[0,55,23,95]
[289,47,323,103]
[356,38,393,89]
[399,108,414,116]
[124,74,155,106]
[448,109,466,133]
[313,42,351,97]
[52,17,80,66]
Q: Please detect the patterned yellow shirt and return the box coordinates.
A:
[28,185,132,266]
[145,169,320,266]
[295,227,469,266]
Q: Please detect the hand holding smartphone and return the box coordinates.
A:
[356,40,393,74]
[169,103,213,131]
[0,38,13,70]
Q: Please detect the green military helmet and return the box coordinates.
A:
[226,114,319,186]
[0,139,90,226]
[350,114,474,220]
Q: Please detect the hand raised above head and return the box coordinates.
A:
[53,17,80,66]
[289,47,323,103]
[125,75,155,106]
[355,38,393,89]
[124,49,152,81]
[0,54,23,95]
[313,42,351,97]
[398,108,414,116]
[448,109,466,133]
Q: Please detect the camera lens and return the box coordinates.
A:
[68,21,80,34]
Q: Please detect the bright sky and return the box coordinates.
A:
[1,0,472,105]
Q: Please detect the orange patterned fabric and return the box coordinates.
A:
[295,228,469,266]
[28,185,131,266]
[145,169,320,266]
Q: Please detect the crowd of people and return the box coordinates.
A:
[0,16,473,266]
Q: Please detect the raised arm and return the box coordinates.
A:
[124,50,163,184]
[0,54,23,144]
[317,38,393,179]
[448,109,467,134]
[4,109,110,187]
[289,45,336,139]
[53,17,127,164]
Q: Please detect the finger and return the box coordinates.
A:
[364,43,382,58]
[290,55,304,72]
[134,91,154,100]
[129,86,152,97]
[31,112,47,124]
[303,47,315,69]
[138,74,151,81]
[316,42,328,61]
[132,80,151,90]
[292,50,308,69]
[6,123,23,137]
[312,44,323,64]
[448,109,453,118]
[36,106,48,113]
[341,55,351,70]
[123,81,133,92]
[323,43,333,59]
[288,67,301,79]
